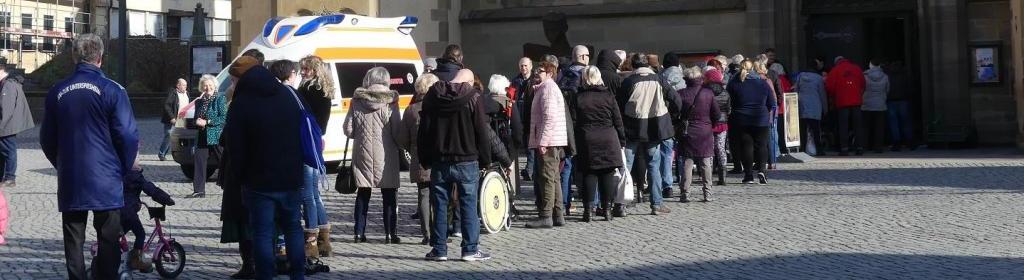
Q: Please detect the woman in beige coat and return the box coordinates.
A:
[344,67,403,244]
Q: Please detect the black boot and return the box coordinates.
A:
[612,203,627,217]
[231,240,256,279]
[602,203,613,221]
[716,168,726,186]
[582,207,592,223]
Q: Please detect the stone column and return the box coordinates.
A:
[920,0,972,144]
[1013,0,1024,149]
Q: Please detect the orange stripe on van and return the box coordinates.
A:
[314,48,422,61]
[332,95,414,113]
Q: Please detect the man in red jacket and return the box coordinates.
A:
[825,56,867,156]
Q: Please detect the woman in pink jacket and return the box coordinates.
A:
[526,61,569,229]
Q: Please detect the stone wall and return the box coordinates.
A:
[967,0,1018,144]
[459,0,749,78]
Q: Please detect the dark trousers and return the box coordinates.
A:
[63,209,121,280]
[582,170,618,211]
[837,107,865,153]
[863,111,887,152]
[800,119,823,155]
[728,125,742,171]
[887,101,914,148]
[535,147,565,218]
[0,135,17,181]
[120,207,146,250]
[353,188,398,236]
[738,126,770,180]
[775,114,787,153]
[244,189,304,280]
[193,147,209,193]
[416,182,432,240]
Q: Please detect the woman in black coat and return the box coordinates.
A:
[573,66,625,222]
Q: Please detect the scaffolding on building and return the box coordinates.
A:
[0,0,90,72]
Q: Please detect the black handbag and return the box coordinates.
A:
[335,138,356,194]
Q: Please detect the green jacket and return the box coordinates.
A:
[202,93,228,145]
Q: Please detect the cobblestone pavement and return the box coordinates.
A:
[2,119,1024,279]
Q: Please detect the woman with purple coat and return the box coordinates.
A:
[675,67,721,202]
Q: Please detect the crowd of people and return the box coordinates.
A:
[35,32,913,280]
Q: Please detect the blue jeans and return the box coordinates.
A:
[560,156,573,210]
[158,123,172,157]
[659,138,675,191]
[301,165,328,230]
[430,161,481,256]
[244,189,305,280]
[768,116,779,164]
[625,140,666,207]
[525,149,536,178]
[0,135,16,180]
[887,101,913,146]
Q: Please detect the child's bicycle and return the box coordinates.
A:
[87,202,186,279]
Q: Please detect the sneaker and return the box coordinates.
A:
[757,173,768,185]
[662,188,673,199]
[158,154,167,161]
[451,232,462,238]
[184,192,205,198]
[525,217,553,229]
[461,251,492,262]
[650,206,671,215]
[1,180,14,188]
[424,250,448,261]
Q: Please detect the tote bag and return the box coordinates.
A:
[615,149,635,204]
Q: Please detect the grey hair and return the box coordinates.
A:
[543,54,559,66]
[198,74,218,93]
[362,67,391,88]
[682,66,704,80]
[581,66,604,87]
[414,73,439,95]
[731,54,745,64]
[73,33,104,64]
[488,74,511,95]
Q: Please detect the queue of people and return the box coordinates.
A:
[37,33,915,280]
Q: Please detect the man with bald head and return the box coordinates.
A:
[160,78,191,161]
[418,68,493,262]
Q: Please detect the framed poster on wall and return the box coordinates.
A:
[784,92,801,148]
[969,42,1001,86]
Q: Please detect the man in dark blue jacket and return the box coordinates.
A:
[40,33,140,280]
[222,56,308,279]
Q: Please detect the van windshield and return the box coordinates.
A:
[335,63,419,98]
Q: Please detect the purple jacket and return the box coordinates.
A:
[675,79,720,158]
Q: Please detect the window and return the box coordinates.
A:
[43,15,54,51]
[333,63,419,99]
[128,11,163,37]
[21,13,32,50]
[0,12,10,49]
[64,17,73,33]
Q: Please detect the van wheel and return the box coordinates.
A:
[181,164,217,180]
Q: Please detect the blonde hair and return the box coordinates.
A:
[299,55,336,98]
[581,66,604,87]
[198,74,218,94]
[414,73,439,95]
[754,60,769,75]
[739,60,756,82]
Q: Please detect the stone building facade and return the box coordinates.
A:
[227,0,1024,148]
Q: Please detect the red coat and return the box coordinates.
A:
[825,59,866,108]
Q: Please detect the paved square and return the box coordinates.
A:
[2,120,1023,279]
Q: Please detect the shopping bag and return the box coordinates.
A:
[615,149,635,204]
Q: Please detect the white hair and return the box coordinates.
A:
[614,50,627,64]
[682,66,704,80]
[573,45,589,58]
[715,55,729,68]
[731,54,745,65]
[198,74,218,92]
[581,66,604,87]
[769,63,786,75]
[488,74,511,95]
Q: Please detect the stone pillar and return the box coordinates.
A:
[920,0,972,144]
[746,0,776,54]
[1013,0,1024,149]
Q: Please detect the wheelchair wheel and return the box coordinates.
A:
[155,241,186,278]
[479,169,510,234]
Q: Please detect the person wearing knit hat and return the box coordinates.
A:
[704,67,730,186]
[230,56,259,78]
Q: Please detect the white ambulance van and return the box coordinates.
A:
[170,13,423,179]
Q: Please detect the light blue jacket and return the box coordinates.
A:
[795,71,827,120]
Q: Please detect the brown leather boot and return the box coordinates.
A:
[304,229,319,259]
[317,225,332,257]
